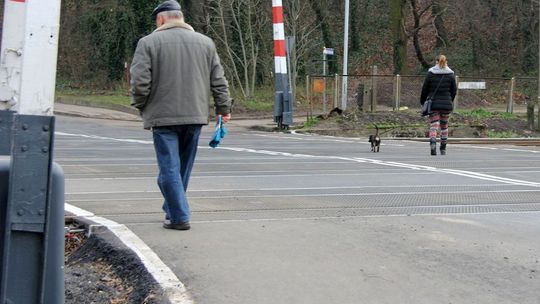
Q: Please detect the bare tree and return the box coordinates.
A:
[309,0,337,73]
[407,0,432,69]
[205,0,270,98]
[284,0,321,96]
[431,0,448,48]
[390,0,408,74]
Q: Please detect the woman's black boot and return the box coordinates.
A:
[440,143,447,155]
[430,139,437,156]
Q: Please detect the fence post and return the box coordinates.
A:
[454,75,460,111]
[334,74,339,109]
[393,74,401,111]
[371,65,378,112]
[527,99,535,130]
[306,75,311,119]
[322,52,327,114]
[538,99,540,131]
[507,77,515,113]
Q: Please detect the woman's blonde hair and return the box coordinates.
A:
[437,55,448,68]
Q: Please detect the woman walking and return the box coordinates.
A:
[420,55,457,155]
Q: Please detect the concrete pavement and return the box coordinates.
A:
[55,104,540,304]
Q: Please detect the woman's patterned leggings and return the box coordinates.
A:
[428,111,451,144]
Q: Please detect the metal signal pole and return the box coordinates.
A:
[341,0,350,111]
[272,0,293,129]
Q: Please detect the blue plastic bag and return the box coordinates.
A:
[209,115,227,148]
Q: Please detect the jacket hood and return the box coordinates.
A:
[429,64,454,74]
[154,19,194,33]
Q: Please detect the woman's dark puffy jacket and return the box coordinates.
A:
[420,71,457,112]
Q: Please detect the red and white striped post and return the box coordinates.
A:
[272,0,293,128]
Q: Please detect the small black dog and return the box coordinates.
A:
[368,125,381,152]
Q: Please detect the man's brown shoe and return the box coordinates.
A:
[163,220,191,230]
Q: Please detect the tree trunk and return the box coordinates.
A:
[432,0,449,48]
[309,0,336,73]
[410,0,430,69]
[390,0,408,74]
[182,0,207,33]
[350,0,360,52]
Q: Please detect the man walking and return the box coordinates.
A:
[130,0,232,230]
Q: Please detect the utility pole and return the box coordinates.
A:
[538,0,540,130]
[341,0,350,111]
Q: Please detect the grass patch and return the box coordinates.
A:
[57,93,131,106]
[238,99,273,112]
[57,83,281,113]
[303,117,319,128]
[365,123,425,129]
[486,130,519,138]
[456,108,518,120]
[230,86,275,112]
[56,84,132,107]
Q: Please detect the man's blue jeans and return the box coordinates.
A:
[152,125,202,224]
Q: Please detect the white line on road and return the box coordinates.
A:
[56,132,540,188]
[58,159,352,165]
[65,204,194,304]
[254,133,406,146]
[502,148,540,153]
[65,171,439,181]
[56,132,154,144]
[220,147,540,188]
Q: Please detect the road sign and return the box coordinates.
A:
[323,48,334,56]
[458,82,486,90]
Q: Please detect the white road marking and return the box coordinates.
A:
[254,133,406,146]
[65,171,439,181]
[59,160,351,166]
[56,132,540,188]
[469,146,498,150]
[56,132,154,144]
[435,217,486,227]
[502,148,540,153]
[219,147,540,188]
[65,204,194,304]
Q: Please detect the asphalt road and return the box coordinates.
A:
[56,115,540,304]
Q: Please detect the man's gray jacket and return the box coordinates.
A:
[130,20,232,129]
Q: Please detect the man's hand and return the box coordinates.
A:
[220,113,231,123]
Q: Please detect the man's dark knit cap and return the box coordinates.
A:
[152,0,181,17]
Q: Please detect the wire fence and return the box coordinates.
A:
[306,74,538,116]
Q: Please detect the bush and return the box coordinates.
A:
[57,0,159,88]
